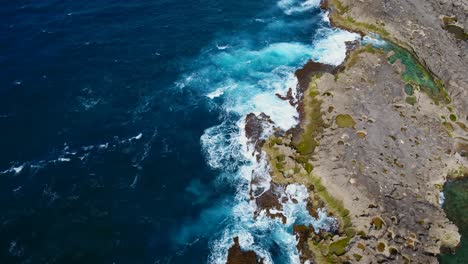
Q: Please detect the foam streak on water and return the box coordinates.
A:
[176,1,360,262]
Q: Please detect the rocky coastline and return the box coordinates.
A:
[227,0,467,263]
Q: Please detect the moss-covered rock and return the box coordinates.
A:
[376,241,386,252]
[371,216,385,230]
[353,253,363,261]
[329,237,350,256]
[336,114,356,128]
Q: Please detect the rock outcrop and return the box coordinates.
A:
[260,40,467,261]
[326,0,468,119]
[233,1,468,263]
[226,237,264,264]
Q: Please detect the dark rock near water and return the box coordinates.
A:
[245,112,273,153]
[294,60,335,93]
[293,224,316,263]
[226,237,263,264]
[254,183,287,224]
[320,0,329,10]
[275,87,296,106]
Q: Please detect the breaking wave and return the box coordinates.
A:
[174,0,361,262]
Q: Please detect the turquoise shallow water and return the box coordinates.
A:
[440,179,468,263]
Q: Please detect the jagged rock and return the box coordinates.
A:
[244,112,273,153]
[226,237,264,264]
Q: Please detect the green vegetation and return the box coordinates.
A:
[383,43,449,103]
[404,84,414,95]
[440,15,468,40]
[356,131,367,139]
[388,246,398,255]
[449,114,457,122]
[444,24,468,40]
[292,76,325,156]
[405,96,417,106]
[344,44,383,70]
[442,122,454,135]
[336,114,356,128]
[376,242,386,252]
[328,0,390,37]
[447,166,468,180]
[263,60,361,263]
[309,176,352,228]
[440,179,468,263]
[456,122,467,132]
[328,0,451,105]
[357,243,366,250]
[333,0,349,15]
[276,154,285,162]
[353,253,363,261]
[308,175,355,260]
[304,162,313,174]
[371,216,385,230]
[329,237,350,256]
[357,230,368,239]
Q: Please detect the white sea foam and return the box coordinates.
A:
[216,43,231,50]
[200,33,351,263]
[311,28,361,65]
[439,191,445,207]
[252,93,298,130]
[129,133,143,140]
[321,11,330,22]
[99,143,109,149]
[285,183,309,201]
[182,3,364,261]
[206,84,237,99]
[207,88,225,99]
[1,164,25,175]
[278,0,320,15]
[12,164,24,174]
[362,33,387,47]
[200,121,245,171]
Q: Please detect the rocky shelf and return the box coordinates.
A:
[227,0,467,263]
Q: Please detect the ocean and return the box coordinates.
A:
[0,0,358,263]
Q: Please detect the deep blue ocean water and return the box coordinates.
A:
[0,0,358,263]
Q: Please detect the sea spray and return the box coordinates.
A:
[176,0,360,262]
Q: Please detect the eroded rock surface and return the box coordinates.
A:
[311,50,464,262]
[327,0,468,118]
[261,46,467,262]
[245,112,274,153]
[231,2,468,263]
[226,237,264,264]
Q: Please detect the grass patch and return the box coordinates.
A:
[292,76,325,155]
[405,96,417,105]
[353,253,363,261]
[329,237,350,256]
[449,114,457,122]
[443,121,455,135]
[328,0,451,104]
[263,71,356,262]
[328,0,389,37]
[384,43,447,101]
[336,114,356,128]
[344,44,383,69]
[376,242,386,252]
[309,175,353,232]
[371,216,385,230]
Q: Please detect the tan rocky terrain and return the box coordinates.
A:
[226,1,467,263]
[327,0,467,118]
